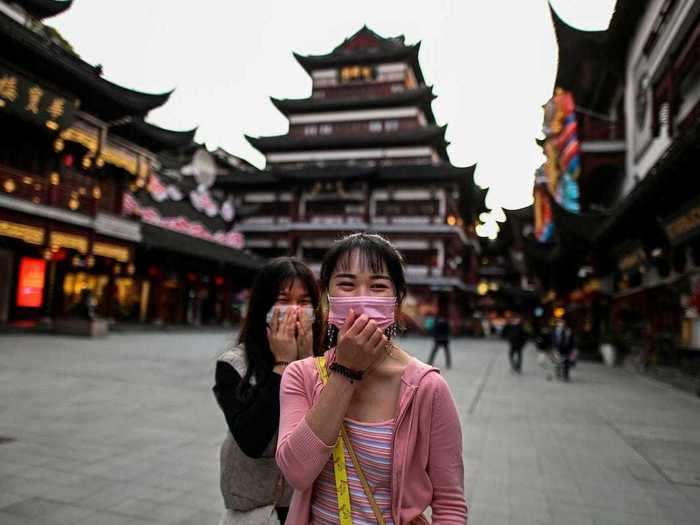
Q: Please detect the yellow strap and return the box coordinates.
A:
[315,357,353,524]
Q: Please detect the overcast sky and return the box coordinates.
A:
[52,0,615,237]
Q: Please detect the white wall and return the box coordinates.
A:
[623,0,700,196]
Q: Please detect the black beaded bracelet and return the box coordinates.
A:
[329,362,364,383]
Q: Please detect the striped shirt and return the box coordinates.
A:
[310,418,395,525]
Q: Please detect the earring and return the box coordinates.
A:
[326,324,336,349]
[386,323,398,340]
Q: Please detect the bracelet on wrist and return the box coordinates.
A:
[329,362,364,383]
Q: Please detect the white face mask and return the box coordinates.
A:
[266,305,315,325]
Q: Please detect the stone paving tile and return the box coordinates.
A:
[2,333,700,525]
[172,510,222,525]
[1,497,95,524]
[0,511,55,525]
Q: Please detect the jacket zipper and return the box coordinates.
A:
[390,382,417,523]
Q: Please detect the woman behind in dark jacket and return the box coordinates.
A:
[213,257,321,524]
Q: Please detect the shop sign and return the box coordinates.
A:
[49,231,88,254]
[0,220,44,245]
[618,246,647,273]
[93,241,130,262]
[16,257,46,308]
[0,65,78,131]
[663,196,700,245]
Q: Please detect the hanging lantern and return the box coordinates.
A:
[92,186,102,199]
[3,179,16,193]
[50,172,60,186]
[54,138,64,152]
[82,156,92,170]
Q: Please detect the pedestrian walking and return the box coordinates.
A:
[213,257,321,524]
[427,314,452,369]
[276,233,467,524]
[506,315,527,373]
[552,317,575,381]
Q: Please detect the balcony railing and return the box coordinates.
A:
[0,163,121,216]
[579,114,625,141]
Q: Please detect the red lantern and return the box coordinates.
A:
[215,275,225,286]
[63,154,74,168]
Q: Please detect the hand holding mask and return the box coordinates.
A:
[266,305,315,362]
[329,295,397,372]
[266,306,298,364]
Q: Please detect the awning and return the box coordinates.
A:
[140,223,261,270]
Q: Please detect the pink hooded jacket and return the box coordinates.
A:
[276,351,467,524]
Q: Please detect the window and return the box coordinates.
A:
[369,121,383,133]
[385,120,399,131]
[304,125,317,136]
[319,124,333,135]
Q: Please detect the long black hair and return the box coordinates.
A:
[237,257,321,400]
[319,233,407,347]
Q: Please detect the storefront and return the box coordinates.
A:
[0,207,137,325]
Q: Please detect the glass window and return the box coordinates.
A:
[319,124,333,135]
[385,120,400,131]
[304,125,317,136]
[369,121,383,133]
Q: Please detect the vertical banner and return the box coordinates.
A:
[536,88,581,242]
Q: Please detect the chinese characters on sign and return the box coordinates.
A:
[0,65,77,130]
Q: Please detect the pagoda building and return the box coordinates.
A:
[0,0,256,328]
[231,27,486,328]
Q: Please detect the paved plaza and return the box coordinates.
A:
[1,333,699,524]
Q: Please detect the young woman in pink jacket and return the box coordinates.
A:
[277,233,467,524]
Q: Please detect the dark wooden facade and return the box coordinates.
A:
[0,0,257,327]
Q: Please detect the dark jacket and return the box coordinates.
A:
[553,326,575,355]
[433,317,450,343]
[508,323,527,349]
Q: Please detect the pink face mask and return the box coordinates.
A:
[327,295,397,332]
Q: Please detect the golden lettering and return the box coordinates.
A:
[0,75,18,104]
[47,97,65,119]
[92,242,130,262]
[0,221,44,245]
[26,85,43,114]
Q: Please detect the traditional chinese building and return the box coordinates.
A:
[0,0,257,328]
[507,0,699,374]
[222,27,486,329]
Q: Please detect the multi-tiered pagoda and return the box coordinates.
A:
[232,27,486,328]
